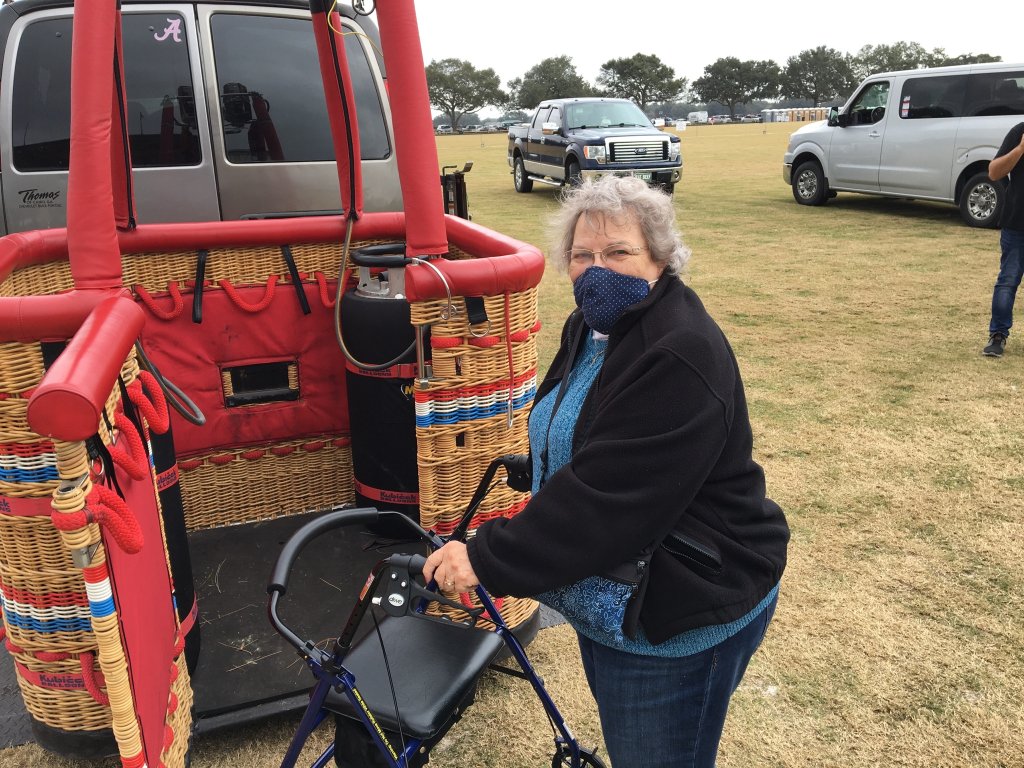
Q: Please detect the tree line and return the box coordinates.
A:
[426,42,1002,129]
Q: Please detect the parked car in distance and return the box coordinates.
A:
[508,97,682,194]
[463,124,483,133]
[740,114,762,123]
[436,124,453,134]
[709,115,732,124]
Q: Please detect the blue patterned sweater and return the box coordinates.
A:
[529,331,777,657]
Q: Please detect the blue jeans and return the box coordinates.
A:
[989,228,1024,337]
[576,595,777,768]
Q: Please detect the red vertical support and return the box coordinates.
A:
[310,1,363,218]
[66,0,124,289]
[110,16,135,230]
[375,0,448,257]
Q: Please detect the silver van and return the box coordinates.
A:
[783,62,1024,227]
[0,0,401,236]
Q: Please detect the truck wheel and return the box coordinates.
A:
[566,160,582,187]
[792,160,828,206]
[513,156,533,193]
[960,172,1003,228]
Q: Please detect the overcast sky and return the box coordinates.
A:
[408,0,1017,95]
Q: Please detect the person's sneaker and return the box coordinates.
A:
[983,333,1007,357]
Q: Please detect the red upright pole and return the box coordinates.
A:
[310,0,364,218]
[375,0,448,257]
[66,0,125,289]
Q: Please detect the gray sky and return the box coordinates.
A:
[409,0,1017,94]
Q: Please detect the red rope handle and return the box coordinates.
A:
[1,631,110,706]
[79,652,109,706]
[458,591,504,621]
[106,412,149,481]
[134,283,184,321]
[218,275,278,313]
[51,482,145,554]
[313,271,336,308]
[126,372,170,434]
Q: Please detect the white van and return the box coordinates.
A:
[783,62,1024,227]
[0,0,401,235]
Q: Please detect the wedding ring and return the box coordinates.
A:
[444,579,454,589]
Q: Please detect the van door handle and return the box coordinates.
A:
[868,131,881,139]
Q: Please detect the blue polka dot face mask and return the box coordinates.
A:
[572,266,651,334]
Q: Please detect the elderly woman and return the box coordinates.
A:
[424,175,789,767]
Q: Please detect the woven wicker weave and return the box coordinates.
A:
[159,653,194,768]
[410,286,540,626]
[177,436,355,531]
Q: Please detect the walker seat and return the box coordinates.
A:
[324,612,503,739]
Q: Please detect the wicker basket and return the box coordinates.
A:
[410,288,540,627]
[0,339,193,764]
[178,436,355,531]
[0,222,543,758]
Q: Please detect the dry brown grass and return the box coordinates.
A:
[3,123,1023,767]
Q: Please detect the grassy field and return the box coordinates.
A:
[5,124,1023,767]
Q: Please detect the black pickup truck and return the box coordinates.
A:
[507,97,683,194]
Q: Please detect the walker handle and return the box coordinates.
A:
[268,507,378,595]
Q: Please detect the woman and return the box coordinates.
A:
[424,175,789,768]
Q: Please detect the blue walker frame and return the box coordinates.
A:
[267,455,605,768]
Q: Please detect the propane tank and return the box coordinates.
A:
[340,243,424,537]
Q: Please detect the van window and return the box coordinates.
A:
[899,75,966,119]
[124,14,201,167]
[848,81,890,125]
[209,14,389,164]
[11,13,201,172]
[964,71,1024,117]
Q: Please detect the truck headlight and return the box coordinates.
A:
[668,141,681,161]
[584,145,607,163]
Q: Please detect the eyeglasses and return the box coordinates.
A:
[565,244,647,267]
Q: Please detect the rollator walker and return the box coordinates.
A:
[268,455,608,768]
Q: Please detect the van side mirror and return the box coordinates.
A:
[827,107,842,127]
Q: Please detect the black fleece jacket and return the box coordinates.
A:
[467,274,789,644]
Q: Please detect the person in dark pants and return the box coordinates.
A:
[424,175,789,767]
[984,121,1024,357]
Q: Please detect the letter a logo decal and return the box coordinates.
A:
[154,18,183,43]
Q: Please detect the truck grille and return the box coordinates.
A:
[608,138,668,163]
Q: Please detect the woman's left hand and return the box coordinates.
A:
[422,541,479,593]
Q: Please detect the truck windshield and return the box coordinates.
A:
[566,102,649,129]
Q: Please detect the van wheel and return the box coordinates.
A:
[792,160,828,206]
[960,172,1003,228]
[513,156,533,193]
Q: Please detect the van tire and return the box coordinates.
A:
[513,156,533,193]
[960,172,1003,228]
[792,160,828,206]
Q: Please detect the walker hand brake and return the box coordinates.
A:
[375,556,483,627]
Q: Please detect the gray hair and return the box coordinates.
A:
[549,176,690,275]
